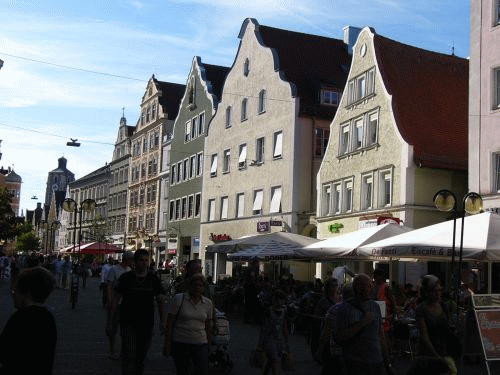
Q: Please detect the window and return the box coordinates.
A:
[253,189,263,215]
[210,154,218,177]
[367,111,378,146]
[344,180,353,213]
[140,187,145,205]
[191,117,197,139]
[171,164,177,185]
[138,214,143,230]
[151,184,156,201]
[195,193,201,216]
[177,162,182,183]
[315,128,329,157]
[238,144,247,169]
[185,120,191,142]
[151,104,156,120]
[244,58,250,76]
[141,163,146,179]
[347,68,376,105]
[354,117,364,149]
[379,169,392,207]
[198,112,205,136]
[146,186,152,203]
[221,196,229,220]
[183,159,189,181]
[321,90,339,106]
[190,155,196,179]
[225,107,232,128]
[182,197,187,219]
[208,199,216,221]
[241,98,248,121]
[223,149,231,173]
[496,1,500,25]
[197,153,203,176]
[188,195,194,218]
[273,131,283,159]
[322,184,331,216]
[333,183,341,214]
[236,193,245,218]
[340,124,350,155]
[270,186,282,213]
[361,174,373,210]
[256,137,265,164]
[495,68,500,109]
[258,90,266,113]
[176,199,181,220]
[148,160,153,176]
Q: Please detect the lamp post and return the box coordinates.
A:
[434,190,483,300]
[62,197,96,308]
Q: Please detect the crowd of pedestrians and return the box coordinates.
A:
[0,250,477,375]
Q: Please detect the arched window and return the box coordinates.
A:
[244,58,250,77]
[241,99,248,121]
[258,90,266,113]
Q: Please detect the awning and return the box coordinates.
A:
[61,242,124,255]
[227,240,307,261]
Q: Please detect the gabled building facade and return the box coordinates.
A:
[470,0,500,212]
[200,18,351,278]
[126,76,184,255]
[166,57,229,267]
[108,114,134,248]
[317,27,469,275]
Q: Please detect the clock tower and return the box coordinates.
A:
[44,157,75,217]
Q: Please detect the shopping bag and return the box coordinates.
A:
[249,348,267,368]
[281,351,294,371]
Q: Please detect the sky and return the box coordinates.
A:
[0,0,470,214]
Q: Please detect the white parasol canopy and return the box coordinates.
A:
[357,212,500,261]
[296,223,412,260]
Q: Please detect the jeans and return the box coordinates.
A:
[171,341,209,375]
[120,326,153,375]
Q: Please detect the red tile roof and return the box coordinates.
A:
[373,33,468,171]
[245,19,351,119]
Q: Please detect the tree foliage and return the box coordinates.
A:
[16,231,41,252]
[0,187,17,241]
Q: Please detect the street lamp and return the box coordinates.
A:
[62,198,96,257]
[434,190,483,299]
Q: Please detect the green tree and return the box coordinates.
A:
[15,231,41,252]
[0,186,17,242]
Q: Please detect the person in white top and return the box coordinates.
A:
[100,258,113,308]
[105,252,133,360]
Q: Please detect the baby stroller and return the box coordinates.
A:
[209,309,233,374]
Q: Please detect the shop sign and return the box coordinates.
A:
[377,216,402,225]
[270,220,282,227]
[257,222,270,232]
[210,233,232,242]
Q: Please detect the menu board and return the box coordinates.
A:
[473,294,500,309]
[475,309,500,360]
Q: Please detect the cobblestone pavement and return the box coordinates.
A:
[0,275,490,374]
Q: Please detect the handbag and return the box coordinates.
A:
[249,348,267,368]
[281,351,294,371]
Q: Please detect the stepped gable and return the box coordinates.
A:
[374,34,468,171]
[256,23,351,118]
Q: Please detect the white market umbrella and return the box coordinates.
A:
[227,240,308,261]
[358,212,500,261]
[296,223,412,260]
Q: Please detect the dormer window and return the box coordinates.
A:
[244,58,250,77]
[321,90,340,106]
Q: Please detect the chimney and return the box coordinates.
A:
[343,26,362,55]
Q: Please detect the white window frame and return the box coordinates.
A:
[183,159,189,181]
[208,199,216,222]
[188,195,194,218]
[273,131,283,159]
[258,90,266,113]
[190,155,196,179]
[256,137,265,164]
[494,68,500,109]
[354,117,364,150]
[367,110,379,146]
[340,123,350,155]
[223,149,231,174]
[236,193,245,218]
[185,120,191,142]
[191,117,197,139]
[343,179,353,213]
[347,68,376,105]
[320,89,339,106]
[333,183,341,214]
[221,196,229,220]
[198,112,205,136]
[270,186,282,214]
[379,168,393,207]
[322,184,331,216]
[238,144,247,169]
[252,189,263,215]
[195,193,201,217]
[197,152,203,176]
[210,154,218,177]
[361,173,374,210]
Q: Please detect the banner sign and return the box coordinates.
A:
[257,222,270,232]
[475,309,500,360]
